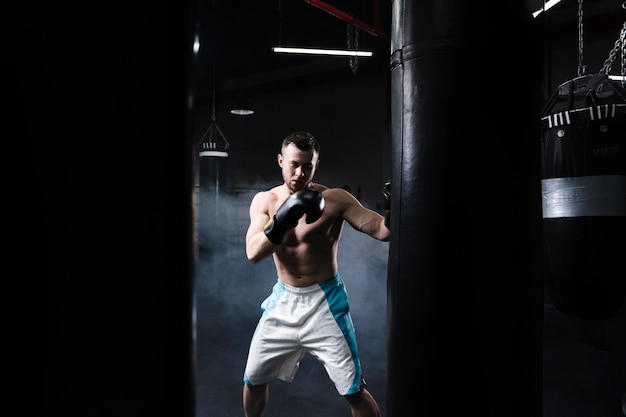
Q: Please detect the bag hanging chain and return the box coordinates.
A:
[577,0,586,76]
[577,0,626,88]
[599,20,626,88]
[347,23,359,75]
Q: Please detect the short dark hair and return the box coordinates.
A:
[281,131,320,155]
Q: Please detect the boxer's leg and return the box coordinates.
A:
[243,382,268,417]
[344,387,381,417]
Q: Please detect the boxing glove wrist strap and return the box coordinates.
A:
[263,216,290,244]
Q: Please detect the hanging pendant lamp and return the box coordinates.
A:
[198,30,229,158]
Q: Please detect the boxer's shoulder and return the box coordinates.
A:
[310,182,329,193]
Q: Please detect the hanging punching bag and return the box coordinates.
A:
[197,125,230,258]
[387,1,543,416]
[541,73,626,320]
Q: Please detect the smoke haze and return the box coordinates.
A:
[194,184,389,417]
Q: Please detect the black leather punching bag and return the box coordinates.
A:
[387,2,543,416]
[541,74,626,320]
[198,132,230,256]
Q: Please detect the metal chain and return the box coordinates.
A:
[621,21,625,89]
[577,0,586,76]
[347,23,359,75]
[599,21,626,78]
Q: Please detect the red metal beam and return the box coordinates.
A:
[303,0,390,40]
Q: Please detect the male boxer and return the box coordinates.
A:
[243,131,390,417]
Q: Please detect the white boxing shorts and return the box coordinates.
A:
[243,272,365,395]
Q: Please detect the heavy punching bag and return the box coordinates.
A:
[387,1,543,416]
[541,73,626,320]
[197,120,230,257]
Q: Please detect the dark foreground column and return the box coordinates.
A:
[4,2,196,416]
[387,2,543,416]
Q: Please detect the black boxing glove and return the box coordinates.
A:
[263,189,325,244]
[382,180,391,229]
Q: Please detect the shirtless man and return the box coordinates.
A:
[243,131,390,417]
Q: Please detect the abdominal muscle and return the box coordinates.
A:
[273,239,339,287]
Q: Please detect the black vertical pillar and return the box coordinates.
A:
[4,1,196,416]
[387,1,543,416]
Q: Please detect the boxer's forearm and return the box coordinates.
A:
[352,210,390,242]
[366,213,390,241]
[246,231,277,264]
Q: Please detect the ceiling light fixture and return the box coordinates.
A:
[532,0,564,18]
[272,46,373,57]
[230,98,254,116]
[272,0,374,60]
[198,19,229,158]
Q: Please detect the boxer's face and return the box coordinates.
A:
[278,143,319,192]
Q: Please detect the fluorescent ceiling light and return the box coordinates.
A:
[609,75,626,81]
[272,47,373,57]
[230,108,254,116]
[230,98,254,116]
[199,150,228,158]
[532,0,564,18]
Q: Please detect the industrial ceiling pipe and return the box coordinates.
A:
[387,1,543,416]
[303,0,390,40]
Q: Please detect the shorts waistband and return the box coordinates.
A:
[277,272,341,294]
